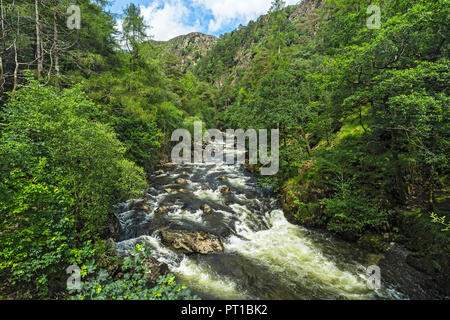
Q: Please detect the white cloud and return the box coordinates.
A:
[140,0,201,41]
[116,0,300,41]
[194,0,299,32]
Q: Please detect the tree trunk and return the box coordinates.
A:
[0,0,4,92]
[35,0,42,80]
[360,105,367,134]
[300,127,312,156]
[13,39,18,92]
[53,10,60,78]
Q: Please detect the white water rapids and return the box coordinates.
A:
[114,135,404,300]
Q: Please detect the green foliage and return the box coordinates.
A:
[70,245,198,300]
[1,0,448,299]
[201,1,449,266]
[2,81,147,237]
[0,80,148,298]
[430,212,450,232]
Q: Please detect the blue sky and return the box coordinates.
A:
[107,0,299,41]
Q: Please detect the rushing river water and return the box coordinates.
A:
[113,135,418,300]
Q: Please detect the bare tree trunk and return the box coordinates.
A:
[35,0,42,80]
[300,127,312,156]
[0,0,5,92]
[12,4,19,92]
[53,10,60,78]
[13,39,18,92]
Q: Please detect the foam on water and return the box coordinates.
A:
[114,136,403,300]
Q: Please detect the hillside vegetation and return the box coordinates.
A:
[0,0,448,298]
[194,0,449,294]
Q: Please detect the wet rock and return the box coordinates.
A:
[201,204,213,214]
[176,178,187,185]
[159,229,224,255]
[163,162,177,169]
[144,257,170,286]
[156,206,169,215]
[201,185,207,191]
[155,169,165,175]
[247,164,258,174]
[165,188,174,193]
[221,187,231,195]
[107,214,122,241]
[174,200,184,206]
[130,197,150,211]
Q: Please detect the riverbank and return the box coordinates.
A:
[276,166,450,299]
[107,151,447,300]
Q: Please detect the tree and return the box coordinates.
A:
[121,3,149,72]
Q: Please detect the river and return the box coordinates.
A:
[113,135,437,300]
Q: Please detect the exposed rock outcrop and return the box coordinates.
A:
[107,214,122,241]
[159,229,224,255]
[144,257,170,286]
[151,32,218,71]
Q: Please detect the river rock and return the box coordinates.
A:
[107,214,122,241]
[159,230,224,255]
[156,206,169,215]
[176,178,187,185]
[144,256,170,286]
[201,204,213,214]
[201,185,207,190]
[142,205,151,212]
[221,187,231,195]
[163,162,177,169]
[155,169,165,175]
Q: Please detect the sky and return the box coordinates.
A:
[107,0,300,41]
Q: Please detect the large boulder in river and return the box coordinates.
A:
[159,230,224,255]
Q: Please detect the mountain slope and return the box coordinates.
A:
[152,32,218,72]
[193,0,322,86]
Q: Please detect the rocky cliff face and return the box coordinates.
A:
[289,0,322,21]
[152,32,218,72]
[192,1,323,86]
